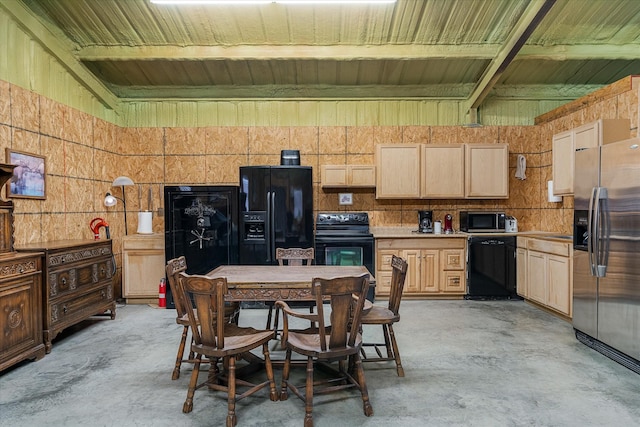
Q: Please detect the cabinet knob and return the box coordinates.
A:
[63,305,68,314]
[19,267,24,273]
[61,277,67,285]
[101,290,106,298]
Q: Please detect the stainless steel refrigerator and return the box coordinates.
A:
[239,166,313,265]
[573,137,640,373]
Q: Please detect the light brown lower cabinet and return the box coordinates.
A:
[375,237,466,297]
[517,237,573,317]
[123,234,165,304]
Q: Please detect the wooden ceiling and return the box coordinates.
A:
[6,0,640,111]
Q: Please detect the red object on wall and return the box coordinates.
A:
[158,278,167,308]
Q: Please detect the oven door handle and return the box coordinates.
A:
[315,236,373,243]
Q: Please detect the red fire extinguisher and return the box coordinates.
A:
[158,278,167,308]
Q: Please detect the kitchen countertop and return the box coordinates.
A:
[370,227,573,242]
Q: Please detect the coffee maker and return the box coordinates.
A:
[418,210,433,233]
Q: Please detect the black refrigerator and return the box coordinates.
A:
[239,166,313,264]
[164,185,239,308]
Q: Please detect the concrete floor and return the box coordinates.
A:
[1,300,639,427]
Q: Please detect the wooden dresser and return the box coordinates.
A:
[16,240,116,353]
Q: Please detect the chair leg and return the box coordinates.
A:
[388,324,404,377]
[382,324,393,359]
[266,306,274,330]
[304,356,314,427]
[280,348,292,401]
[173,325,189,380]
[183,354,202,413]
[262,343,278,401]
[353,354,373,417]
[226,356,237,427]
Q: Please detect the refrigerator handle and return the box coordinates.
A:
[265,191,272,263]
[596,187,609,277]
[587,186,597,276]
[271,191,276,261]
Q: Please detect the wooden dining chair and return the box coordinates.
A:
[265,247,315,331]
[276,274,373,427]
[165,256,240,380]
[360,254,408,376]
[179,272,278,427]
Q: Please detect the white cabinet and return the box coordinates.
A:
[321,165,376,188]
[552,119,629,196]
[123,234,166,303]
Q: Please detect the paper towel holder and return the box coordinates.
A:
[547,180,562,203]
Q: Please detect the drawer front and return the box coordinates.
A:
[49,283,113,327]
[0,257,39,279]
[375,271,392,294]
[48,257,113,299]
[377,250,397,271]
[442,271,465,292]
[441,249,465,270]
[48,244,112,269]
[527,238,570,257]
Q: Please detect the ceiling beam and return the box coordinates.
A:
[0,1,119,110]
[464,0,557,119]
[109,83,596,101]
[77,44,499,61]
[518,44,640,60]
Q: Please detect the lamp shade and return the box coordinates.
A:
[112,176,134,186]
[104,193,118,207]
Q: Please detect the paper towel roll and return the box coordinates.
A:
[547,180,562,203]
[137,211,153,234]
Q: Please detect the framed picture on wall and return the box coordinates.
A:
[5,149,46,199]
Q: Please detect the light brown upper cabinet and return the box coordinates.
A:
[464,144,509,199]
[421,144,465,198]
[375,144,421,198]
[552,119,630,196]
[376,143,508,199]
[321,164,376,188]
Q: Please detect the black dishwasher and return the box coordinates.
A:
[466,235,520,300]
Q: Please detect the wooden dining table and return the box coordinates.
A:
[206,265,373,303]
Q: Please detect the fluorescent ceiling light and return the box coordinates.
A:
[151,1,396,5]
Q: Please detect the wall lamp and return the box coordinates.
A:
[104,176,134,235]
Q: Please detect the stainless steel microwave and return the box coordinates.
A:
[459,211,506,232]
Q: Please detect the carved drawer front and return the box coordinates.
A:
[48,283,114,327]
[378,250,397,271]
[441,249,465,270]
[48,258,112,299]
[442,271,465,292]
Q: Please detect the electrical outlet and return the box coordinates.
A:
[339,193,353,205]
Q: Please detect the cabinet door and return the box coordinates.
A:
[349,165,376,187]
[401,249,422,293]
[516,247,528,298]
[464,144,508,198]
[376,144,421,198]
[527,251,547,304]
[421,144,464,198]
[547,254,571,315]
[552,130,575,195]
[574,122,599,150]
[321,165,348,187]
[419,250,439,293]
